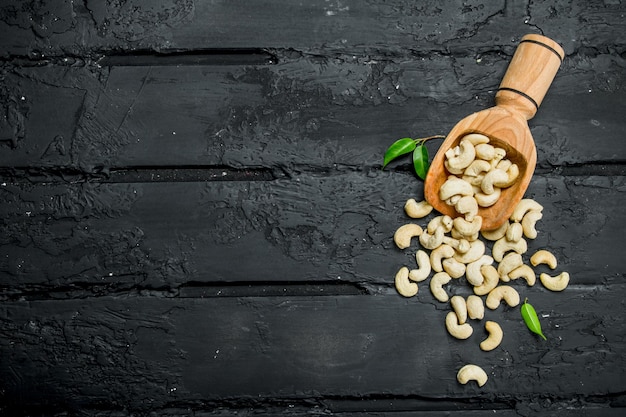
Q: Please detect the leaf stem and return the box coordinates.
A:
[415,135,446,144]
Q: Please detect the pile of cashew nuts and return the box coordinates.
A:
[392,133,570,388]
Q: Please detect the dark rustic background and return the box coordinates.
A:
[1,1,625,416]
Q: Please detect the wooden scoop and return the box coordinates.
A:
[424,34,564,231]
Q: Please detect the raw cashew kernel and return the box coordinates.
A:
[521,210,543,239]
[457,364,488,387]
[395,266,418,297]
[430,244,455,273]
[463,133,490,145]
[492,236,527,262]
[503,163,520,186]
[466,255,494,286]
[466,295,485,320]
[450,295,468,324]
[490,147,507,169]
[540,271,570,292]
[430,272,452,302]
[453,216,483,238]
[464,159,492,177]
[486,285,520,310]
[455,195,479,221]
[445,311,473,339]
[508,264,536,286]
[440,176,474,201]
[394,223,423,249]
[419,226,445,250]
[475,189,501,207]
[530,249,557,269]
[475,143,495,160]
[481,221,509,241]
[442,258,466,279]
[510,199,544,222]
[453,240,485,264]
[442,236,470,254]
[481,169,509,194]
[473,265,499,296]
[409,250,431,282]
[480,321,503,352]
[404,199,434,219]
[497,252,524,281]
[505,222,524,242]
[427,215,454,234]
[445,139,476,172]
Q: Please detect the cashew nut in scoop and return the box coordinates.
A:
[445,311,473,339]
[480,169,509,194]
[455,195,479,221]
[394,223,423,250]
[439,176,474,201]
[489,147,507,169]
[508,264,536,286]
[475,143,495,160]
[464,159,492,177]
[492,235,527,262]
[486,285,520,310]
[419,226,445,250]
[481,220,509,241]
[497,252,524,281]
[442,258,466,279]
[430,272,452,302]
[480,321,503,352]
[466,255,494,286]
[540,271,570,292]
[530,249,557,269]
[430,244,455,273]
[463,133,490,146]
[453,216,483,239]
[395,266,418,297]
[473,265,500,296]
[409,250,431,282]
[466,295,485,320]
[404,199,434,219]
[510,199,544,222]
[453,240,485,264]
[457,364,488,387]
[522,210,543,239]
[475,188,501,207]
[505,222,524,243]
[450,295,468,324]
[445,139,476,173]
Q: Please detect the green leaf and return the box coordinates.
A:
[383,138,416,169]
[412,144,429,180]
[520,298,547,340]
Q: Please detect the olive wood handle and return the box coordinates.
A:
[495,34,564,120]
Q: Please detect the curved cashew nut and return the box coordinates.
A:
[464,159,491,177]
[419,226,445,250]
[442,258,466,279]
[473,265,499,296]
[430,244,455,273]
[497,252,524,282]
[453,216,483,238]
[430,271,452,302]
[480,321,503,352]
[501,163,519,187]
[395,266,418,297]
[394,223,423,249]
[455,195,479,221]
[445,139,476,172]
[540,271,570,292]
[463,133,490,146]
[480,169,508,194]
[505,222,524,242]
[465,255,494,286]
[530,249,557,269]
[475,143,495,160]
[451,228,479,242]
[450,295,467,325]
[442,236,470,254]
[496,159,512,171]
[409,250,431,282]
[481,220,509,241]
[427,215,454,234]
[521,210,543,239]
[508,264,536,286]
[404,199,433,219]
[466,295,485,320]
[489,147,507,169]
[439,176,474,201]
[492,236,527,262]
[457,364,488,387]
[474,188,501,207]
[453,240,485,264]
[510,199,544,222]
[445,311,473,339]
[486,285,520,310]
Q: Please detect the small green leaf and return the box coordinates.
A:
[412,144,429,180]
[383,138,416,169]
[521,298,547,340]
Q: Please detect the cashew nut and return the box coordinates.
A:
[404,199,434,219]
[521,210,543,239]
[481,220,509,241]
[475,143,495,160]
[457,364,488,387]
[427,215,454,234]
[473,265,500,296]
[409,250,431,282]
[430,272,452,302]
[491,236,527,262]
[465,255,494,286]
[419,226,445,250]
[489,147,507,169]
[505,222,524,242]
[453,216,483,238]
[508,264,536,286]
[480,321,503,352]
[464,159,491,177]
[497,252,524,281]
[530,249,557,269]
[502,163,520,187]
[445,139,476,172]
[474,189,501,207]
[430,244,455,273]
[480,169,509,194]
[440,176,474,201]
[466,295,485,320]
[445,311,473,339]
[463,133,490,145]
[510,199,544,222]
[455,195,479,221]
[453,239,485,264]
[394,223,423,249]
[395,266,418,297]
[442,258,466,279]
[540,271,570,292]
[450,295,468,325]
[442,236,470,253]
[485,285,520,310]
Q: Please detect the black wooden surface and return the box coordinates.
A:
[1,1,626,416]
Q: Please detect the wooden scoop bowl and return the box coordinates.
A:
[424,34,564,231]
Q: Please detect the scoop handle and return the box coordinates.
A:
[495,34,564,120]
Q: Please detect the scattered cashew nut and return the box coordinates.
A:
[450,295,468,325]
[480,321,503,352]
[404,199,434,219]
[485,285,520,310]
[409,250,432,282]
[394,223,423,250]
[457,364,488,387]
[430,272,452,302]
[530,249,558,269]
[445,311,473,339]
[395,266,418,297]
[466,295,485,320]
[540,271,570,292]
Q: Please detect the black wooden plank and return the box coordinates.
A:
[0,287,624,412]
[0,173,623,290]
